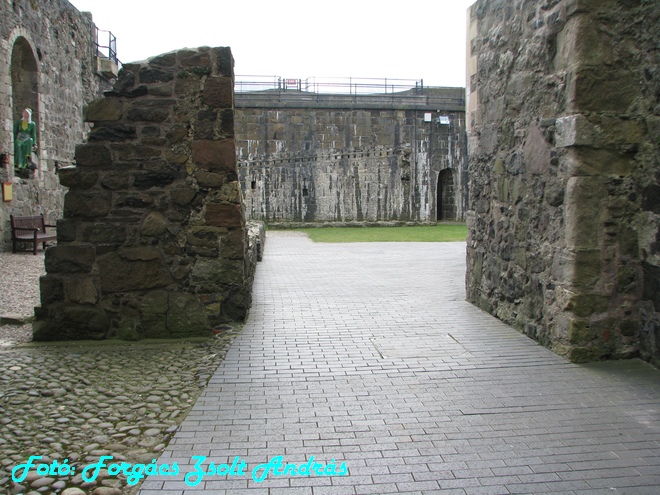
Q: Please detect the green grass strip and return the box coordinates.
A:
[292,224,467,243]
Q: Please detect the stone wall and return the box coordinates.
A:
[466,0,660,364]
[235,89,467,224]
[0,0,110,250]
[34,46,258,341]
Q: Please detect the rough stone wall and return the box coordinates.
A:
[0,0,109,249]
[34,46,256,341]
[235,89,467,224]
[466,0,660,364]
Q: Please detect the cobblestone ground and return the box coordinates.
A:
[0,252,242,495]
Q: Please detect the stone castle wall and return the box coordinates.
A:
[34,47,258,341]
[0,0,110,249]
[466,0,660,364]
[235,89,467,224]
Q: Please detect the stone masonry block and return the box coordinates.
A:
[97,251,172,293]
[57,168,98,189]
[64,190,112,218]
[203,77,233,109]
[555,114,594,147]
[205,203,243,228]
[85,98,123,122]
[75,144,112,167]
[45,245,96,274]
[213,47,234,77]
[192,139,237,172]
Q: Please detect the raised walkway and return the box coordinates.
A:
[138,232,660,495]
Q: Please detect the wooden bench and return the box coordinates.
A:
[10,214,57,255]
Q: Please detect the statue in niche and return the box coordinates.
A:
[14,108,38,172]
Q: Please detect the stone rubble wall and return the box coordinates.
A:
[466,0,660,364]
[0,0,110,250]
[235,90,467,223]
[34,46,259,341]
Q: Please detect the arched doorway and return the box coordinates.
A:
[11,37,40,170]
[437,168,456,221]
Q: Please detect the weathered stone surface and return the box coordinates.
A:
[213,47,234,77]
[235,93,467,223]
[97,252,172,292]
[64,276,99,305]
[85,98,123,122]
[45,245,95,274]
[170,186,197,206]
[60,306,110,339]
[466,0,659,364]
[141,211,169,237]
[167,292,210,337]
[221,228,246,260]
[192,139,237,171]
[203,77,233,108]
[132,168,180,189]
[196,170,226,188]
[57,168,98,189]
[74,144,112,167]
[178,48,211,68]
[206,203,243,228]
[139,67,174,84]
[78,223,127,244]
[63,190,113,218]
[99,170,130,190]
[40,274,64,305]
[126,100,173,122]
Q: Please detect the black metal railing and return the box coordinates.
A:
[94,28,118,65]
[235,76,425,95]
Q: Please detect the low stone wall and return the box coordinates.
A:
[33,46,259,341]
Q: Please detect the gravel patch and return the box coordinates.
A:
[0,252,44,346]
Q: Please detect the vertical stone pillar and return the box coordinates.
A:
[34,46,253,341]
[465,0,659,363]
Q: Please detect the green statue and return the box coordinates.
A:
[14,108,37,168]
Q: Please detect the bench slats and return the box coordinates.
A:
[10,214,57,255]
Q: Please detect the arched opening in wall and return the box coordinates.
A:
[437,168,457,221]
[11,36,40,173]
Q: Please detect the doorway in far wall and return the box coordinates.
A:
[437,168,456,221]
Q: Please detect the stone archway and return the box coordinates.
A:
[436,168,456,221]
[11,36,40,170]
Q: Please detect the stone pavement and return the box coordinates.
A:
[138,233,660,495]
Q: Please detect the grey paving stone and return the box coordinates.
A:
[138,235,660,494]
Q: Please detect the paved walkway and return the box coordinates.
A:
[139,233,660,495]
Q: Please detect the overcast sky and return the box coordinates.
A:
[69,0,476,88]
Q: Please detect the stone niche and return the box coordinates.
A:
[466,0,659,364]
[33,46,259,341]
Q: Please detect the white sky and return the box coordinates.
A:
[68,0,476,88]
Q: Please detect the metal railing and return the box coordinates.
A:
[235,76,425,95]
[94,28,118,65]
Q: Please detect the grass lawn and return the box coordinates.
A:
[292,224,467,243]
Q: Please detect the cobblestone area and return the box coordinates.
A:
[0,252,242,495]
